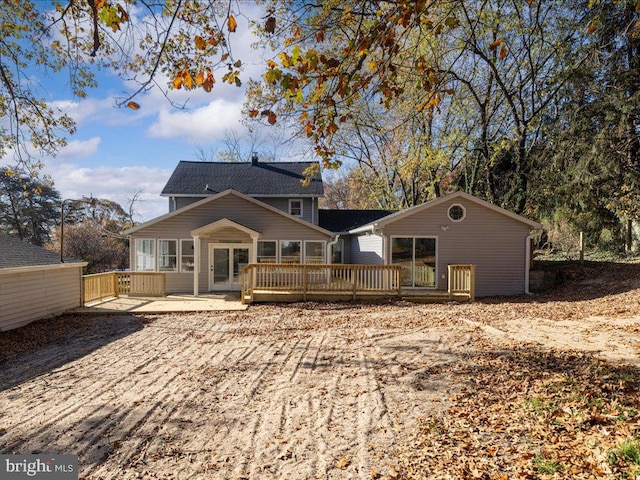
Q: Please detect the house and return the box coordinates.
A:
[0,235,87,331]
[124,158,542,297]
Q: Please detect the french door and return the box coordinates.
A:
[209,244,251,291]
[391,237,437,288]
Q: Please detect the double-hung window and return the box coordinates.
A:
[304,241,326,264]
[180,239,195,272]
[257,241,277,263]
[135,239,156,271]
[158,240,178,272]
[280,240,301,264]
[289,199,303,217]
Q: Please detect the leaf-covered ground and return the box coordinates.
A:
[391,261,640,479]
[0,260,639,479]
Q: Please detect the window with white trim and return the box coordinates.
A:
[289,199,303,217]
[135,239,156,272]
[448,204,466,222]
[158,240,178,272]
[280,240,301,263]
[257,241,277,263]
[304,241,326,264]
[180,239,195,272]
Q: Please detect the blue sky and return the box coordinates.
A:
[5,5,305,222]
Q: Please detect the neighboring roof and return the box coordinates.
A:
[0,235,84,269]
[123,189,334,237]
[350,191,543,233]
[319,209,396,233]
[161,160,324,197]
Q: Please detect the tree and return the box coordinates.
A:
[0,168,60,246]
[529,0,640,250]
[50,197,133,273]
[194,127,295,163]
[0,0,249,171]
[59,223,128,273]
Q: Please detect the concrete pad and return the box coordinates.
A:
[74,293,247,314]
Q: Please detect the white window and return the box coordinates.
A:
[448,204,466,222]
[158,240,178,272]
[180,239,195,272]
[289,199,303,217]
[280,240,301,263]
[135,239,156,272]
[304,241,326,264]
[331,239,344,264]
[257,241,277,263]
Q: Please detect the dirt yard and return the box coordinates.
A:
[1,261,639,479]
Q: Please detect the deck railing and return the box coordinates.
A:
[241,264,402,304]
[448,264,476,301]
[241,263,476,304]
[83,272,166,305]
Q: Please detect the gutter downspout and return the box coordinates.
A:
[525,230,542,294]
[327,234,341,263]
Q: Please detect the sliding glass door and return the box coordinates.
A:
[391,237,436,288]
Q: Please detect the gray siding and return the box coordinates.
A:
[171,196,319,224]
[351,234,384,264]
[175,197,202,211]
[0,266,83,331]
[382,198,532,296]
[130,194,331,293]
[133,195,329,240]
[258,197,315,224]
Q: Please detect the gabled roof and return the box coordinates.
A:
[123,189,334,237]
[191,218,261,238]
[0,235,84,269]
[350,191,543,233]
[319,209,396,233]
[161,160,324,197]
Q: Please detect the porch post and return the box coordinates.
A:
[194,235,201,297]
[251,235,259,263]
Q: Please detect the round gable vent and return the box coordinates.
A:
[448,204,466,222]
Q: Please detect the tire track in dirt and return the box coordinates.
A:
[1,314,462,480]
[0,323,178,431]
[2,326,207,455]
[1,316,228,457]
[242,334,323,479]
[87,328,279,479]
[84,328,234,478]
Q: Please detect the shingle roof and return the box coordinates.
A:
[161,161,324,197]
[0,235,81,268]
[319,209,396,233]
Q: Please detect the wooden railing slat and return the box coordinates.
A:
[240,263,403,304]
[83,271,166,305]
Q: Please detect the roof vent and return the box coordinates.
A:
[251,153,258,166]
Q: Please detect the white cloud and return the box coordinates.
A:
[45,164,173,222]
[57,137,101,160]
[51,96,147,128]
[148,98,244,142]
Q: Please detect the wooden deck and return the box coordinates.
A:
[241,264,475,304]
[83,272,166,305]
